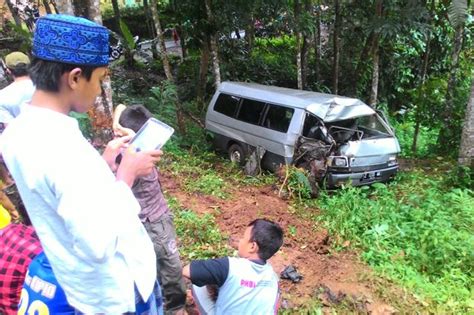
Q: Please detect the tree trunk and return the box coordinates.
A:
[82,0,114,148]
[42,0,52,14]
[412,1,434,155]
[55,0,74,15]
[368,0,382,107]
[205,0,221,87]
[111,0,121,33]
[295,0,303,89]
[176,24,186,59]
[149,0,186,134]
[197,39,210,111]
[301,0,312,89]
[88,0,102,24]
[352,33,373,95]
[143,0,155,39]
[332,0,340,95]
[245,14,255,52]
[438,24,464,149]
[368,40,380,107]
[149,0,173,81]
[72,0,88,18]
[314,4,321,84]
[50,0,60,14]
[87,78,115,149]
[458,77,474,167]
[5,0,22,26]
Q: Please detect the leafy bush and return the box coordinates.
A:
[392,119,439,158]
[278,166,312,201]
[316,172,474,312]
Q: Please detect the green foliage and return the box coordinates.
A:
[443,165,474,190]
[184,172,228,199]
[168,196,231,261]
[69,112,93,140]
[279,166,312,202]
[220,36,297,87]
[448,0,469,28]
[6,21,32,52]
[148,81,179,125]
[392,119,439,158]
[119,19,136,50]
[103,6,153,39]
[316,172,474,312]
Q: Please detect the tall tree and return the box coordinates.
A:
[149,0,186,134]
[75,0,114,147]
[149,0,173,82]
[314,0,322,84]
[458,77,474,167]
[412,0,435,154]
[204,0,221,87]
[368,0,382,107]
[197,39,210,110]
[111,0,121,32]
[55,0,74,15]
[332,0,340,94]
[42,0,53,14]
[5,0,22,26]
[295,0,304,89]
[438,0,468,150]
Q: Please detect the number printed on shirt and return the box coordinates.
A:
[18,288,50,315]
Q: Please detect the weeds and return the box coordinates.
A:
[278,166,312,201]
[167,196,231,261]
[315,171,474,312]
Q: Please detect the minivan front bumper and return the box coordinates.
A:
[326,165,399,187]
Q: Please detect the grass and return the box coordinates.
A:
[311,170,474,313]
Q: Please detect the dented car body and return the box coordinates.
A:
[205,82,400,187]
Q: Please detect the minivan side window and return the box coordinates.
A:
[263,104,294,133]
[237,99,266,125]
[214,93,240,117]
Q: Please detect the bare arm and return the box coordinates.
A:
[183,264,191,279]
[112,104,135,137]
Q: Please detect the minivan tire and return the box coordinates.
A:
[228,143,246,166]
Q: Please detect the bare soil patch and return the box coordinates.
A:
[161,171,405,313]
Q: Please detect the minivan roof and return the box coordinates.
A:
[219,81,375,122]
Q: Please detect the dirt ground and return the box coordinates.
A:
[161,171,404,314]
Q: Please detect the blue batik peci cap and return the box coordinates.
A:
[32,14,109,67]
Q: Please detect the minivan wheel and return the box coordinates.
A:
[228,144,245,166]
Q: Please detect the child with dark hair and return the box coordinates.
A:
[116,104,187,315]
[183,219,284,314]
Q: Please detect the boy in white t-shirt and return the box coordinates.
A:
[183,219,283,315]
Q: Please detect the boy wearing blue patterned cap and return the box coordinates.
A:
[1,14,163,314]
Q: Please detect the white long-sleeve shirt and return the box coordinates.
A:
[1,105,156,313]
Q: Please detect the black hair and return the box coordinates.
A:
[8,64,29,77]
[119,104,153,133]
[248,219,283,261]
[28,57,97,92]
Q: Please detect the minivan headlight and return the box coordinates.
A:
[332,157,348,167]
[388,155,398,167]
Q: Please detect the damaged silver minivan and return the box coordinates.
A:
[205,82,401,187]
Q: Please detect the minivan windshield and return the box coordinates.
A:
[304,113,392,143]
[355,114,391,139]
